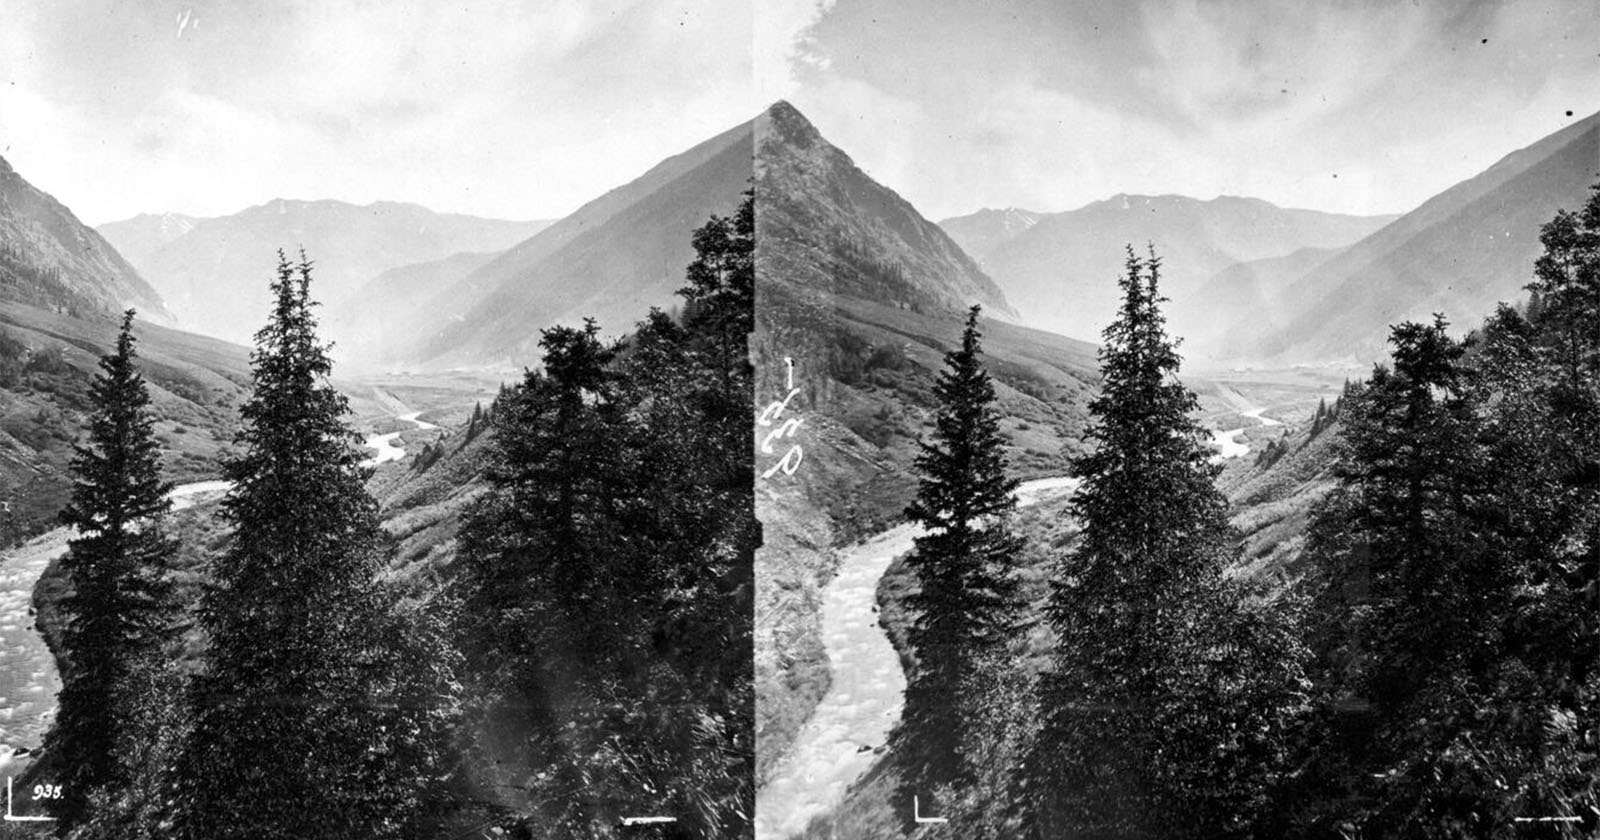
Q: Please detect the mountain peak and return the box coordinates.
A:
[757,101,1014,318]
[761,100,822,151]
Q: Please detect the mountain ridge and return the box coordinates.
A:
[956,190,1395,352]
[96,200,549,350]
[0,154,172,322]
[1220,109,1600,365]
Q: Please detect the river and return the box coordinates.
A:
[0,410,439,764]
[361,411,439,467]
[0,479,231,766]
[1208,405,1282,461]
[754,476,1082,839]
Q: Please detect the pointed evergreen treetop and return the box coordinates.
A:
[906,304,1021,533]
[222,250,375,567]
[1067,246,1229,593]
[61,309,174,536]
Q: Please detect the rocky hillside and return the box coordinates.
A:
[0,303,249,545]
[386,118,756,369]
[0,155,171,322]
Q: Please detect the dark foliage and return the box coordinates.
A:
[893,304,1023,823]
[164,252,457,840]
[452,193,755,839]
[42,311,177,833]
[1025,247,1307,840]
[1294,184,1600,838]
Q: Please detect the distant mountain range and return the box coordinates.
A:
[1211,109,1600,366]
[381,115,756,368]
[0,155,171,321]
[937,207,1042,266]
[941,195,1396,358]
[97,201,549,349]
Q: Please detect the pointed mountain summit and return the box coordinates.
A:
[938,206,1043,265]
[95,212,200,265]
[758,101,1015,318]
[1223,109,1600,365]
[0,155,170,321]
[385,100,1012,369]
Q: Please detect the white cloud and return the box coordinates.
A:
[754,0,837,103]
[0,0,761,224]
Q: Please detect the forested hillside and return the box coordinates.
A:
[821,183,1600,840]
[19,194,756,840]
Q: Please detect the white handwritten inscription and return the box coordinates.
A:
[759,359,804,479]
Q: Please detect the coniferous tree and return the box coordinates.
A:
[1295,317,1504,835]
[452,193,754,839]
[894,304,1022,820]
[167,252,455,840]
[1289,188,1600,837]
[46,310,177,832]
[1026,247,1306,840]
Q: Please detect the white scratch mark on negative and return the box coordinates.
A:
[176,8,198,39]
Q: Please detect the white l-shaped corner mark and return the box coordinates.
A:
[621,815,677,826]
[914,795,947,824]
[5,777,56,822]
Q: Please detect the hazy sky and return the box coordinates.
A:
[774,0,1600,220]
[1,1,764,224]
[3,1,1595,226]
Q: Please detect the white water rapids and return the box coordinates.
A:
[0,479,232,767]
[754,476,1082,839]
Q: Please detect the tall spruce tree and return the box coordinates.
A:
[1026,247,1305,840]
[895,304,1022,820]
[47,310,176,832]
[167,252,454,840]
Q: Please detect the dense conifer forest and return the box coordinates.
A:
[879,187,1600,839]
[22,195,754,840]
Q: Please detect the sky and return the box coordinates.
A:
[1,0,765,224]
[2,1,1595,226]
[774,0,1600,220]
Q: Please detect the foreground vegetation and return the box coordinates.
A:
[877,187,1600,839]
[28,196,755,839]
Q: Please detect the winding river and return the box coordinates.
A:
[0,410,439,766]
[0,479,231,765]
[360,411,439,467]
[1208,406,1283,461]
[754,476,1081,839]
